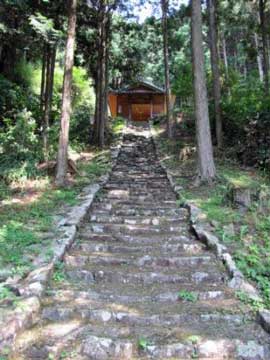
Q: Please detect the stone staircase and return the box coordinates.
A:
[12,128,270,359]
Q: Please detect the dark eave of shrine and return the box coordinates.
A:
[109,81,165,95]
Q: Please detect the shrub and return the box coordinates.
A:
[0,110,42,183]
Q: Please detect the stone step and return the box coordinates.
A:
[78,232,192,245]
[88,222,188,236]
[104,194,176,202]
[104,182,170,190]
[89,214,187,225]
[64,254,213,269]
[64,267,225,287]
[110,173,167,181]
[91,207,188,218]
[43,288,238,310]
[71,241,205,256]
[92,202,183,214]
[100,199,177,207]
[41,305,250,328]
[12,323,270,360]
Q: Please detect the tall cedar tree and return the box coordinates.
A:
[161,0,173,138]
[207,0,222,148]
[56,0,77,186]
[191,0,216,182]
[42,44,57,160]
[259,0,269,95]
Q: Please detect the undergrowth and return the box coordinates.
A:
[0,120,123,290]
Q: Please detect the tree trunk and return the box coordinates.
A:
[104,13,111,129]
[191,0,216,182]
[207,0,222,148]
[48,44,57,119]
[254,33,264,82]
[98,5,107,148]
[43,44,57,161]
[92,1,107,148]
[55,0,77,186]
[221,33,229,77]
[40,45,47,114]
[161,0,173,138]
[43,44,51,161]
[259,0,269,95]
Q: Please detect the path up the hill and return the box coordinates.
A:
[12,126,270,359]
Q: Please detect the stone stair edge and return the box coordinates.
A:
[0,125,127,352]
[149,122,270,336]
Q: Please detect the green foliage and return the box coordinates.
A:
[0,75,40,122]
[138,338,152,351]
[52,262,66,283]
[0,285,15,301]
[69,67,95,147]
[236,291,265,312]
[0,110,42,183]
[178,290,198,303]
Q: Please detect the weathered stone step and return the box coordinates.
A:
[101,198,177,207]
[104,182,170,190]
[78,232,192,245]
[104,194,176,202]
[43,289,238,311]
[64,254,213,269]
[89,214,187,225]
[41,305,250,328]
[90,207,188,218]
[88,222,188,236]
[92,202,183,214]
[64,267,225,287]
[71,241,205,256]
[110,173,167,180]
[12,322,270,360]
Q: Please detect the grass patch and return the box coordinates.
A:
[178,290,198,303]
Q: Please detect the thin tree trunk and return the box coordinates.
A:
[43,44,57,161]
[259,0,269,95]
[98,4,107,148]
[104,13,110,129]
[255,33,264,82]
[93,2,106,147]
[40,45,47,114]
[191,0,216,182]
[221,34,229,77]
[43,44,51,161]
[161,0,173,138]
[56,0,77,186]
[207,0,222,148]
[48,44,57,120]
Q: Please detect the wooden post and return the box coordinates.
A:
[150,95,153,118]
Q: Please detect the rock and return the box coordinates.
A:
[257,310,270,334]
[192,272,209,283]
[223,223,235,237]
[210,220,220,228]
[226,184,258,209]
[152,218,160,226]
[236,340,266,360]
[146,343,193,358]
[198,340,234,358]
[81,336,133,359]
[258,187,270,214]
[42,307,73,321]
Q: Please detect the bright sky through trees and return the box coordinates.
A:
[132,0,189,22]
